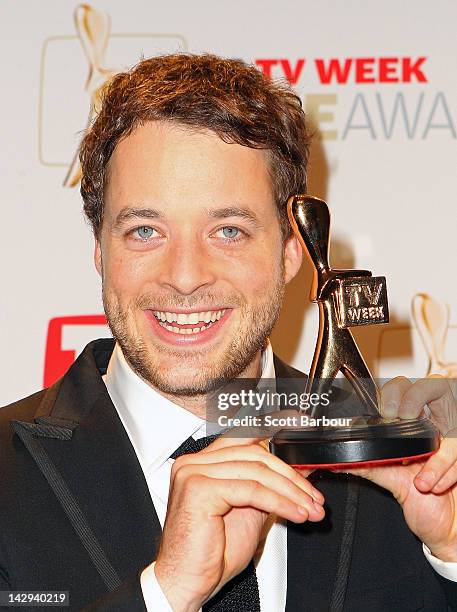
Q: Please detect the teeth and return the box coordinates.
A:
[158,320,216,334]
[154,309,225,324]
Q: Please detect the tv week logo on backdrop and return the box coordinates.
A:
[254,57,456,140]
[44,316,109,387]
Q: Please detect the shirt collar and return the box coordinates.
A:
[104,341,275,474]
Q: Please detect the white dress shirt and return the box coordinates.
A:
[103,342,457,611]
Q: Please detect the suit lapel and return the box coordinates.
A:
[273,354,307,388]
[12,345,352,605]
[12,339,161,586]
[13,347,297,586]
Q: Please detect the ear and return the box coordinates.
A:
[283,235,303,283]
[94,237,103,277]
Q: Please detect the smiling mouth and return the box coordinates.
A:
[152,309,227,335]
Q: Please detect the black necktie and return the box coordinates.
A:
[171,435,261,612]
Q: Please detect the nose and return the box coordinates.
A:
[157,237,217,296]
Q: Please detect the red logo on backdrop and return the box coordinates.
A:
[253,56,457,142]
[254,57,428,84]
[44,315,107,387]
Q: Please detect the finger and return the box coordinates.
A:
[172,444,324,503]
[203,476,323,524]
[173,461,325,521]
[380,377,412,418]
[426,375,457,434]
[398,376,453,423]
[414,435,457,492]
[431,462,457,494]
[333,464,413,505]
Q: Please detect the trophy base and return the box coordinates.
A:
[269,416,440,468]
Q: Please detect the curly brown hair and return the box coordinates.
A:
[79,53,310,238]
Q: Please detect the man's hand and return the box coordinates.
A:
[154,436,325,612]
[336,375,457,563]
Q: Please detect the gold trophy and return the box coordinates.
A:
[64,4,117,188]
[270,195,439,467]
[412,293,457,377]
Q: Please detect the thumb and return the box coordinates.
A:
[335,464,409,502]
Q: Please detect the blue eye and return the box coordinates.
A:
[135,226,155,239]
[221,227,239,239]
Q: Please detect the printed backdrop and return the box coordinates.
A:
[1,0,457,405]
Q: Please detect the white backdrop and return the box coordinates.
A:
[1,0,456,405]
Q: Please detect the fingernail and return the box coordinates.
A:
[383,400,397,418]
[312,500,325,514]
[297,505,308,516]
[432,481,445,493]
[416,470,435,487]
[401,401,416,419]
[311,490,324,504]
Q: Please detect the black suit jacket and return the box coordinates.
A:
[0,338,456,611]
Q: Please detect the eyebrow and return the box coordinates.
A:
[208,207,262,228]
[112,207,163,230]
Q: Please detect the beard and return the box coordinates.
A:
[102,266,285,397]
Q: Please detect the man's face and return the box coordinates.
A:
[95,121,302,396]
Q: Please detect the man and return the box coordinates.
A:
[1,53,457,611]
